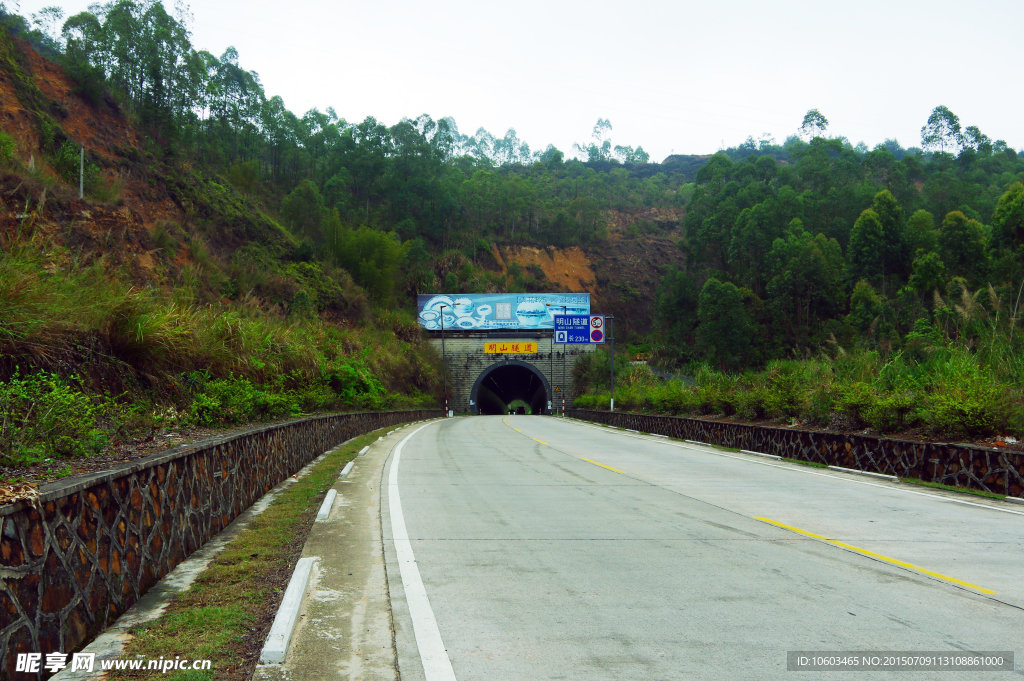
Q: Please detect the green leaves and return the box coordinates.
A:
[938,210,988,283]
[846,209,884,284]
[696,278,754,370]
[920,105,962,154]
[0,370,109,465]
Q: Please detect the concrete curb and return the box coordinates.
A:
[259,556,318,664]
[829,465,898,481]
[340,461,354,478]
[358,445,370,456]
[1005,496,1024,505]
[315,490,337,522]
[741,449,782,461]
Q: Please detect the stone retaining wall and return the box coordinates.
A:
[0,409,442,677]
[567,409,1024,498]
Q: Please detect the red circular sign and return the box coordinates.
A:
[591,329,604,342]
[591,316,604,329]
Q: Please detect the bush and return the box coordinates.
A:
[0,131,16,165]
[837,382,875,427]
[190,377,300,426]
[0,370,109,464]
[926,381,1008,437]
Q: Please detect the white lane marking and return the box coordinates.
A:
[557,419,1024,517]
[388,423,457,681]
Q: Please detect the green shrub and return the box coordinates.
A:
[0,369,109,464]
[0,131,16,165]
[926,382,1008,437]
[802,384,837,426]
[837,382,875,427]
[735,387,771,419]
[190,377,300,426]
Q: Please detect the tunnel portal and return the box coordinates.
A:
[472,360,550,415]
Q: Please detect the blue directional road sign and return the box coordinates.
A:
[553,314,606,344]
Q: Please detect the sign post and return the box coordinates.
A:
[608,315,615,412]
[552,314,606,416]
[439,304,449,417]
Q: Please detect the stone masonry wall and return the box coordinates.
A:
[0,409,442,677]
[428,335,594,413]
[567,409,1024,497]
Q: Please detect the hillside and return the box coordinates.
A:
[0,28,441,483]
[2,0,1024,475]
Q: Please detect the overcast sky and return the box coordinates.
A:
[15,0,1024,161]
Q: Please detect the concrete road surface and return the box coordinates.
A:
[382,416,1023,680]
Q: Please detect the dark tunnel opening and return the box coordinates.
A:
[475,363,549,415]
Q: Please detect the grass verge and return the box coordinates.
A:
[898,476,1006,500]
[110,426,395,680]
[781,457,828,468]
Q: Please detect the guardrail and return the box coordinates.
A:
[566,409,1024,498]
[0,409,442,677]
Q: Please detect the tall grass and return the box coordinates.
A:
[0,246,441,464]
[575,327,1023,439]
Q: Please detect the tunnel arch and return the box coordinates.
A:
[470,359,551,415]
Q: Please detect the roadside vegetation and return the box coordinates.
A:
[1,1,1023,465]
[574,311,1023,441]
[110,428,384,680]
[0,242,438,467]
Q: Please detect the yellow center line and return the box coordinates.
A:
[503,417,546,444]
[580,457,625,474]
[755,516,996,594]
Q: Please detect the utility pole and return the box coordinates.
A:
[79,145,84,199]
[608,315,615,412]
[439,304,449,417]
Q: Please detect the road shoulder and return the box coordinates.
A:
[254,428,414,681]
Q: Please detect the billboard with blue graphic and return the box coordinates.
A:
[416,293,590,331]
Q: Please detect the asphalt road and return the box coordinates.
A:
[382,416,1024,680]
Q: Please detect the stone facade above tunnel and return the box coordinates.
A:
[427,334,596,414]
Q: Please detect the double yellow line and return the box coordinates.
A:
[756,517,996,594]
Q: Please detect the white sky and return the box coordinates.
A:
[16,0,1024,161]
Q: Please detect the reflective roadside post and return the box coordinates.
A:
[439,304,449,417]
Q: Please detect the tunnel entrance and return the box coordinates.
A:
[471,360,550,415]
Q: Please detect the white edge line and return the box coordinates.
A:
[260,556,318,664]
[564,420,1024,517]
[388,423,458,681]
[315,489,337,522]
[340,461,355,478]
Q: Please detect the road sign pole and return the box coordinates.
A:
[608,315,615,412]
[439,304,448,417]
[561,306,566,417]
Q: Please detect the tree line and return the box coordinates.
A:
[2,1,1023,367]
[655,108,1024,370]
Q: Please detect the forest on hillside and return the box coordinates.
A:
[2,0,1024,449]
[5,2,1023,331]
